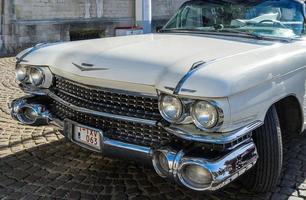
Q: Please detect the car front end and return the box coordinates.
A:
[10,60,261,191]
[9,0,306,192]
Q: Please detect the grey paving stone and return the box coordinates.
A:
[299,190,306,198]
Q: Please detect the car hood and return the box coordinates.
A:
[18,33,276,95]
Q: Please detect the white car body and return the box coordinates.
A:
[17,33,306,132]
[11,0,306,191]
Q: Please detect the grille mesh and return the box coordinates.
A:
[51,101,175,147]
[49,76,179,147]
[51,76,161,121]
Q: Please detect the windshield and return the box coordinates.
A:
[162,0,306,39]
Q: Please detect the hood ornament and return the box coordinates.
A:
[72,63,109,72]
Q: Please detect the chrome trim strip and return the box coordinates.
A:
[174,61,205,95]
[47,91,158,126]
[163,120,263,144]
[16,43,58,64]
[72,62,109,72]
[103,139,152,155]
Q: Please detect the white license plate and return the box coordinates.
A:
[73,125,102,150]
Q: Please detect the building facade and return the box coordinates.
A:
[0,0,187,56]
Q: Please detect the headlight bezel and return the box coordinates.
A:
[29,67,45,86]
[158,94,184,123]
[190,100,224,131]
[15,65,28,82]
[158,92,224,131]
[15,64,54,89]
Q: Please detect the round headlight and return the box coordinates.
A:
[29,67,44,86]
[159,95,183,123]
[191,101,219,130]
[15,65,27,82]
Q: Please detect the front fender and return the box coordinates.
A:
[228,67,306,131]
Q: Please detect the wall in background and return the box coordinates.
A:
[0,0,188,56]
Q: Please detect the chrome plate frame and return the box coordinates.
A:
[64,119,104,153]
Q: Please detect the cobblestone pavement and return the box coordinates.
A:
[0,57,306,200]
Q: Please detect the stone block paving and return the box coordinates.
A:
[0,57,305,200]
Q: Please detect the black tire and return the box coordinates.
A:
[243,105,283,192]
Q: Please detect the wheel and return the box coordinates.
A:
[242,105,283,192]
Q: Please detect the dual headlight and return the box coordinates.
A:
[159,94,223,131]
[15,65,53,88]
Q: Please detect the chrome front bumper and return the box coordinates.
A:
[10,95,259,191]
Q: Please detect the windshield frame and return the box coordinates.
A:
[161,0,306,42]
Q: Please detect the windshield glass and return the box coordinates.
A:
[162,0,306,39]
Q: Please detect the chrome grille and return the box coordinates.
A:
[51,101,176,147]
[51,76,161,121]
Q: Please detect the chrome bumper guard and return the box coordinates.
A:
[10,96,259,191]
[152,140,258,191]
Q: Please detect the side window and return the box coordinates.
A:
[179,7,190,27]
[179,6,203,28]
[164,13,179,29]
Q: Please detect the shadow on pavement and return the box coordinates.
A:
[0,129,305,200]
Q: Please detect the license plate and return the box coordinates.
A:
[73,124,102,150]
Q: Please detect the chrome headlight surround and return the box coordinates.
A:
[15,65,28,82]
[159,94,184,123]
[15,64,53,89]
[190,100,224,131]
[29,67,44,86]
[158,92,224,131]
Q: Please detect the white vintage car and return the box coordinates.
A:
[10,0,306,192]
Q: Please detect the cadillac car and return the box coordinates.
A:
[10,0,306,192]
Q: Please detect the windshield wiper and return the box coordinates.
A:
[159,28,203,33]
[218,28,264,40]
[159,28,294,42]
[159,28,265,39]
[222,28,295,42]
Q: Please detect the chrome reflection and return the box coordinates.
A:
[10,95,259,192]
[152,148,178,178]
[176,140,258,191]
[10,96,51,125]
[152,140,258,191]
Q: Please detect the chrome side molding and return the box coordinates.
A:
[163,121,263,144]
